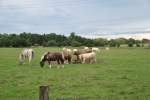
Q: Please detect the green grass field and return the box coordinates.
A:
[0,47,150,100]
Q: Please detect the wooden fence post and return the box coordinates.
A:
[39,85,49,100]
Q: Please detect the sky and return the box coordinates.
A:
[0,0,150,39]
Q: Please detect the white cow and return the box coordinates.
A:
[105,47,110,50]
[84,47,89,50]
[63,47,72,53]
[73,49,78,52]
[63,47,72,64]
[92,47,100,52]
[79,52,96,64]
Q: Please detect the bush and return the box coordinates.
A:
[136,43,140,47]
[128,42,134,47]
[109,42,116,47]
[116,43,120,48]
[42,42,48,47]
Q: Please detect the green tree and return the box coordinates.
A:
[48,40,57,46]
[128,38,135,47]
[94,38,108,46]
[109,39,116,47]
[71,40,82,47]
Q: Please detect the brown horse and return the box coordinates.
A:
[40,52,65,68]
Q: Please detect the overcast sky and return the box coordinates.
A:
[0,0,150,39]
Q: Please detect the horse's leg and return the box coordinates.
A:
[19,54,24,65]
[64,57,68,64]
[22,55,25,64]
[57,60,60,69]
[48,61,52,69]
[29,56,32,64]
[94,58,96,63]
[61,59,64,68]
[24,55,27,64]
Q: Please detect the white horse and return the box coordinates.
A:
[19,48,34,65]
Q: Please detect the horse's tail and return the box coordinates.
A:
[31,50,34,59]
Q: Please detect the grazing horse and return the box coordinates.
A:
[40,52,65,68]
[19,48,34,65]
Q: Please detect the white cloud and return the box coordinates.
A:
[145,28,150,31]
[0,0,150,40]
[82,32,150,40]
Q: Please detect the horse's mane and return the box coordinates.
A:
[40,52,49,61]
[31,50,34,59]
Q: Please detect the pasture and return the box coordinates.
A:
[0,47,150,100]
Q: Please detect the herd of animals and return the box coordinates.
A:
[19,47,109,68]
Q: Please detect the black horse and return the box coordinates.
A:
[40,52,64,68]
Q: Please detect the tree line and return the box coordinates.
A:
[0,32,149,47]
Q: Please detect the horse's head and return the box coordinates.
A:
[19,54,24,65]
[40,61,44,67]
[19,60,23,65]
[40,55,45,67]
[40,52,48,67]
